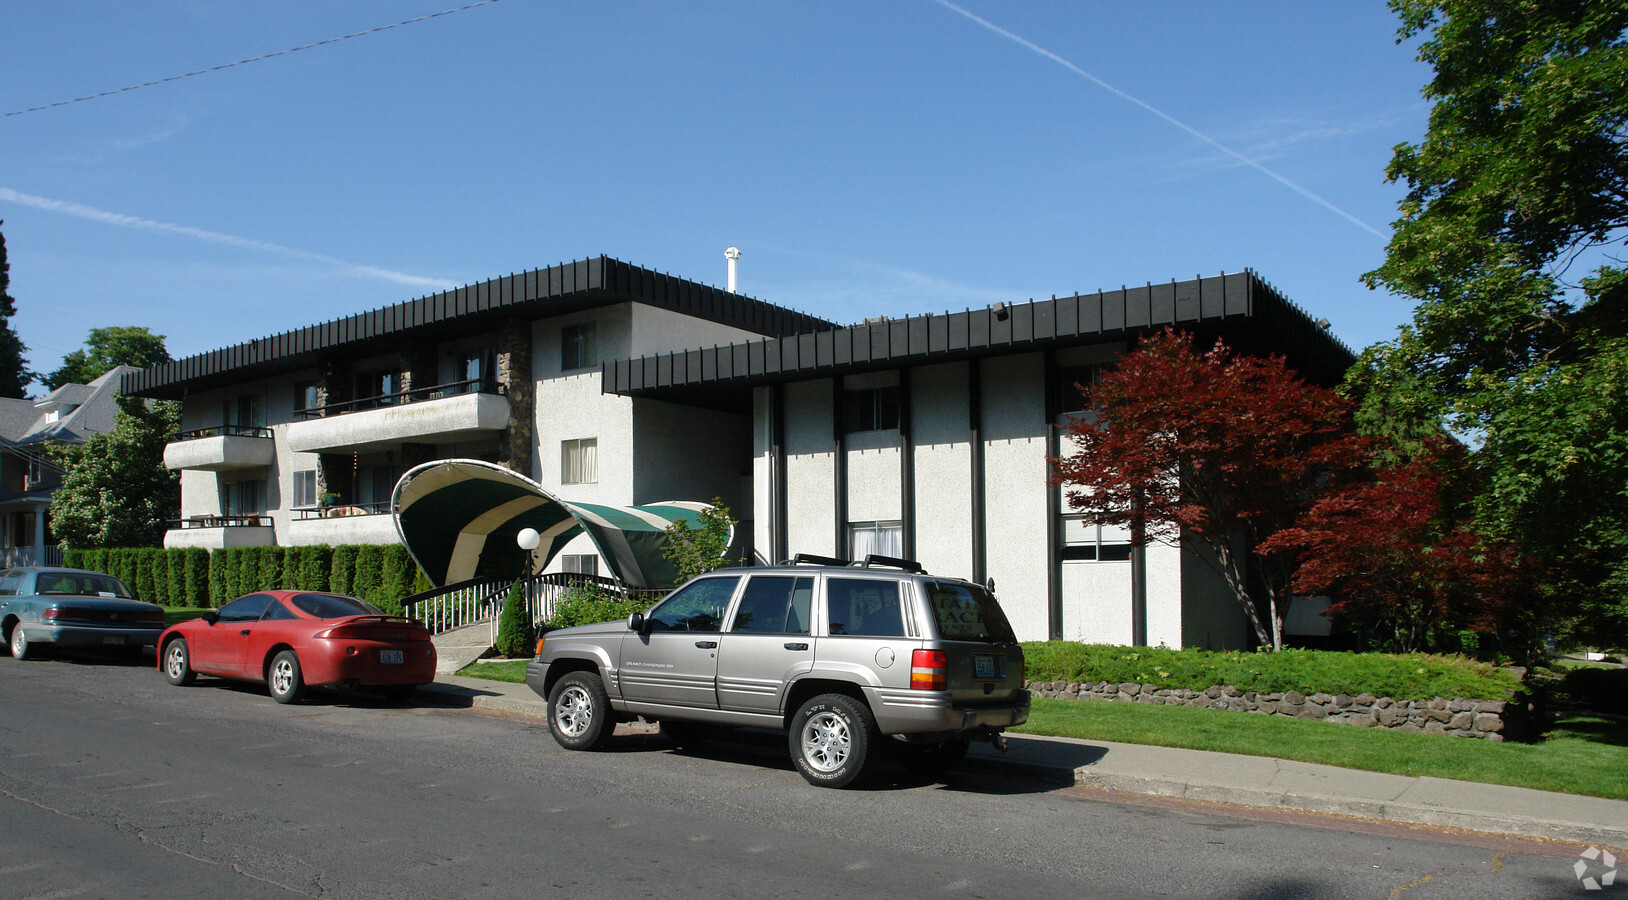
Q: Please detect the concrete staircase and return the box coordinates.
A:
[431,621,494,675]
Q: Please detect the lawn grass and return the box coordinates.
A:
[457,659,529,683]
[161,607,211,627]
[1015,697,1628,800]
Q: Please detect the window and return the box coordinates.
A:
[1061,515,1133,562]
[825,578,905,637]
[926,581,1017,643]
[561,438,598,484]
[458,348,495,391]
[561,323,596,371]
[289,592,379,617]
[0,571,19,596]
[216,593,274,623]
[843,386,900,433]
[561,555,598,576]
[355,371,396,404]
[223,394,266,430]
[849,521,903,560]
[1057,364,1101,414]
[294,381,321,413]
[292,470,317,508]
[220,479,265,517]
[646,576,741,633]
[729,576,813,635]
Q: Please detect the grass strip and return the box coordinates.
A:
[1016,697,1628,800]
[457,659,528,683]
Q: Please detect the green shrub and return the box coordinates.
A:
[207,548,227,606]
[550,582,649,628]
[329,545,357,596]
[180,548,208,607]
[352,545,383,607]
[494,580,534,658]
[1021,643,1522,702]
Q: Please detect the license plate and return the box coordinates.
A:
[974,654,1000,679]
[380,650,403,665]
[102,636,124,645]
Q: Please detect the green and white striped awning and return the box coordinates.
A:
[391,459,721,589]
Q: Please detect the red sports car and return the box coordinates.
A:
[157,591,436,704]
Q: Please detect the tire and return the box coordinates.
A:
[10,625,34,661]
[267,650,305,705]
[893,738,970,776]
[547,671,614,751]
[789,693,878,788]
[162,639,196,686]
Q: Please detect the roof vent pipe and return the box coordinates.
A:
[726,247,741,293]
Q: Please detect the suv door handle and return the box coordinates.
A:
[694,640,717,649]
[783,642,808,651]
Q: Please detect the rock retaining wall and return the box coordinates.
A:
[1025,680,1525,741]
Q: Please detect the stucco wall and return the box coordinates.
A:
[973,353,1051,642]
[910,362,973,581]
[783,379,837,558]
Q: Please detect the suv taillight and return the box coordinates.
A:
[910,649,947,691]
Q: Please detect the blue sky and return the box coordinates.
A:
[1,1,1431,384]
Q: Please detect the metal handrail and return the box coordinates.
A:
[169,515,270,529]
[293,501,392,520]
[403,572,664,637]
[170,425,274,441]
[296,377,505,420]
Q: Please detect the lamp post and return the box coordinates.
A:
[516,527,541,579]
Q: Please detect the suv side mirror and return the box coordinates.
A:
[627,612,646,634]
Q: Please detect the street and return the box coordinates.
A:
[0,653,1603,899]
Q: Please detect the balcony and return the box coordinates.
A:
[163,514,276,550]
[286,379,509,455]
[287,502,402,546]
[163,426,275,472]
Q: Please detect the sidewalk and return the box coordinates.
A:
[420,673,1628,849]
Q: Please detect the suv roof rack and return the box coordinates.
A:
[786,553,849,568]
[858,554,925,574]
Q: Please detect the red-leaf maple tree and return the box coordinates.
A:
[1051,329,1367,650]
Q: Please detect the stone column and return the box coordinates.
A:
[496,318,534,477]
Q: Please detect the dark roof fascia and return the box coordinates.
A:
[604,270,1357,411]
[123,256,838,400]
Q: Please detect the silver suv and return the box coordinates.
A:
[525,555,1030,787]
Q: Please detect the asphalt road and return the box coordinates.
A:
[0,652,1604,900]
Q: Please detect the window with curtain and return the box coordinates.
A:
[561,438,598,484]
[848,521,903,561]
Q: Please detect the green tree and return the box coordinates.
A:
[493,579,534,658]
[1361,0,1628,643]
[661,499,737,585]
[48,398,181,548]
[0,222,33,398]
[44,325,172,390]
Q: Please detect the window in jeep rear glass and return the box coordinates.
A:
[826,578,904,637]
[927,582,1017,642]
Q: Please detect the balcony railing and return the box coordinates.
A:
[296,377,504,419]
[293,501,392,520]
[170,424,273,441]
[170,514,270,529]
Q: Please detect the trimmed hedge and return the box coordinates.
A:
[61,544,418,612]
[1022,643,1523,702]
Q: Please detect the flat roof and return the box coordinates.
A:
[123,256,837,400]
[603,270,1356,411]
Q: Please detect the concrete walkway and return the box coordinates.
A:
[418,672,1628,849]
[430,622,494,675]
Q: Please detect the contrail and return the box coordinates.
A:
[0,187,460,290]
[931,0,1387,240]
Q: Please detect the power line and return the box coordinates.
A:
[3,0,504,119]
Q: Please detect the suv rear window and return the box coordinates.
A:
[927,582,1017,643]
